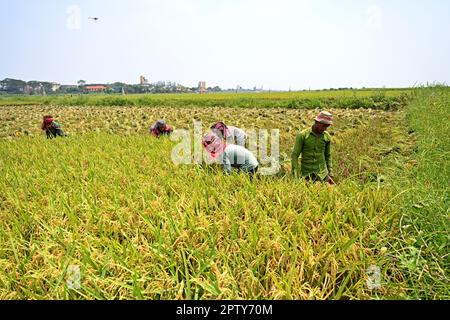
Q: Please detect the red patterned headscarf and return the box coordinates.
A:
[203,132,227,159]
[41,115,54,130]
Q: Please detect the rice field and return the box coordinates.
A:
[0,88,448,299]
[0,88,411,110]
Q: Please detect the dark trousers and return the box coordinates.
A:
[248,166,258,176]
[305,173,333,184]
[304,173,322,182]
[243,166,258,179]
[46,128,65,139]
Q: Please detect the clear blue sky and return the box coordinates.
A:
[1,0,449,90]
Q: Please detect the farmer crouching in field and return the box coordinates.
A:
[210,121,247,147]
[149,119,173,138]
[291,111,335,185]
[41,115,65,139]
[203,132,259,176]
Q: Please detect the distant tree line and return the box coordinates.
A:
[0,78,228,95]
[2,78,399,95]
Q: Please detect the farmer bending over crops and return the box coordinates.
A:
[203,132,258,176]
[149,119,173,137]
[210,121,247,147]
[41,115,65,139]
[291,111,335,185]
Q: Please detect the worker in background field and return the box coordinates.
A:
[149,119,173,137]
[41,115,65,139]
[210,121,247,147]
[291,111,335,185]
[203,131,259,176]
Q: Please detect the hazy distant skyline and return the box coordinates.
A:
[1,0,449,90]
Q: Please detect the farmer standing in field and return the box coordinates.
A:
[210,121,247,147]
[149,119,173,137]
[41,115,65,139]
[203,131,259,176]
[291,111,335,185]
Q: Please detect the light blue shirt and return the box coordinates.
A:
[219,144,259,174]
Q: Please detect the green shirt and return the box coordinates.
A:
[291,128,333,180]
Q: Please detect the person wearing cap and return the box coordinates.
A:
[291,111,335,184]
[41,115,65,139]
[149,119,173,138]
[210,121,247,147]
[203,131,259,176]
